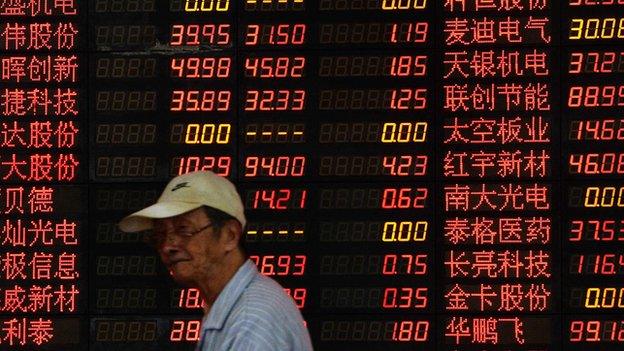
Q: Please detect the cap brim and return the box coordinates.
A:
[118,202,203,233]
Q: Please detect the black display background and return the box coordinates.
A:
[1,0,623,350]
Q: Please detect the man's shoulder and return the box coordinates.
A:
[227,275,310,347]
[237,273,296,312]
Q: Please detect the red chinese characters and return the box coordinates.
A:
[443,149,550,178]
[0,186,54,214]
[444,216,551,245]
[445,316,533,345]
[444,17,551,45]
[444,49,549,78]
[2,219,78,246]
[0,153,79,181]
[1,55,78,83]
[1,4,82,347]
[1,121,79,148]
[445,283,551,311]
[1,252,78,280]
[1,284,78,314]
[0,0,77,16]
[444,183,550,211]
[443,82,551,111]
[0,317,54,345]
[444,116,551,144]
[1,22,78,50]
[1,88,78,116]
[442,2,554,347]
[445,250,551,278]
[444,0,549,12]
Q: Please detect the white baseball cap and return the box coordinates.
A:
[118,170,246,232]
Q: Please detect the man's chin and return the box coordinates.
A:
[168,264,195,285]
[171,275,195,286]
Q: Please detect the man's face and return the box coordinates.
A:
[152,208,225,287]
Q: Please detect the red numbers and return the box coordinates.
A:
[245,24,306,46]
[382,155,428,176]
[570,119,624,141]
[170,90,231,112]
[284,288,307,308]
[244,156,306,177]
[570,220,624,242]
[569,52,583,73]
[569,320,599,342]
[170,320,201,341]
[598,255,623,275]
[584,120,603,139]
[244,90,305,111]
[382,287,428,309]
[389,22,428,43]
[170,24,230,45]
[572,254,624,275]
[391,320,429,341]
[569,52,622,73]
[569,153,624,175]
[178,289,203,309]
[251,189,307,210]
[568,85,624,107]
[570,321,585,342]
[170,57,231,78]
[249,255,306,276]
[173,156,231,176]
[569,320,624,342]
[382,254,427,275]
[381,187,428,208]
[244,57,305,78]
[603,52,618,73]
[389,88,427,109]
[390,55,427,76]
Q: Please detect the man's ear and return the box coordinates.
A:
[220,220,242,252]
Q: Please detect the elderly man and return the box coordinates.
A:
[118,170,313,350]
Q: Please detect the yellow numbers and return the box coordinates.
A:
[569,18,624,40]
[585,288,624,309]
[381,122,427,143]
[185,0,229,12]
[382,221,427,242]
[184,124,231,144]
[381,0,427,10]
[584,186,624,208]
[570,19,583,39]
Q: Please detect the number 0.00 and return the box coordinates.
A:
[381,122,427,143]
[585,287,624,308]
[382,0,427,10]
[185,124,231,144]
[584,187,624,207]
[185,0,229,11]
[382,221,427,242]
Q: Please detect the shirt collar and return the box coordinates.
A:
[201,259,257,330]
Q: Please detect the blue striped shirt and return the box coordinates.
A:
[195,259,313,351]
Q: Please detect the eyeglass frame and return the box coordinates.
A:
[146,221,215,248]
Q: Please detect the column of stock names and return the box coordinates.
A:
[1,0,623,350]
[0,0,85,349]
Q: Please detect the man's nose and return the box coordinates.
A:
[160,233,183,256]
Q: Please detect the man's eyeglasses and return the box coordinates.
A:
[145,222,214,247]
